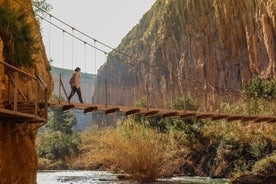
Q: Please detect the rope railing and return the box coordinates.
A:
[50,74,276,124]
[54,75,252,116]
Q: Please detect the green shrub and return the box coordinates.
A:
[249,138,270,159]
[0,5,36,67]
[36,107,80,164]
[253,153,276,176]
[245,77,276,101]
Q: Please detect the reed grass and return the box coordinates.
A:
[79,118,185,181]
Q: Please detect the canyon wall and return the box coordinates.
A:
[0,0,52,183]
[93,0,276,109]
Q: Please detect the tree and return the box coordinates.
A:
[244,77,276,100]
[32,0,52,21]
[37,107,80,162]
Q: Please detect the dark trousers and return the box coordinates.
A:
[68,86,84,103]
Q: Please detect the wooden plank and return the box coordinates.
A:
[241,116,257,122]
[105,108,120,114]
[179,112,196,119]
[268,118,276,123]
[162,111,178,118]
[196,113,212,120]
[254,117,271,123]
[227,116,242,122]
[83,106,98,114]
[125,109,140,116]
[143,110,159,117]
[212,115,229,121]
[62,104,75,111]
[0,108,46,123]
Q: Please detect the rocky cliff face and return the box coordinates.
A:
[0,0,52,183]
[93,0,276,109]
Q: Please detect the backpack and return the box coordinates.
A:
[69,75,74,86]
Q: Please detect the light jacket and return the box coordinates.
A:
[74,71,81,89]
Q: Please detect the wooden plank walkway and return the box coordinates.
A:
[0,61,48,124]
[49,101,276,123]
[0,107,46,123]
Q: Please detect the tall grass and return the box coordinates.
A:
[66,97,276,181]
[252,152,276,176]
[78,118,184,181]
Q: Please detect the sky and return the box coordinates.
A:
[41,0,156,74]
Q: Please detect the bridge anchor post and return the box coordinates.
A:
[0,78,5,108]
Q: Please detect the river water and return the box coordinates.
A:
[37,170,228,184]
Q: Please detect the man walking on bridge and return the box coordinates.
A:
[68,67,84,103]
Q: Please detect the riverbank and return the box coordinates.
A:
[37,170,229,184]
[37,115,276,183]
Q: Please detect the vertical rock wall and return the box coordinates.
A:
[0,0,52,183]
[94,0,276,109]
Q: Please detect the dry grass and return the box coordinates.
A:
[78,118,184,181]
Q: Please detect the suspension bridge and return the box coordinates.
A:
[1,58,276,126]
[1,8,276,127]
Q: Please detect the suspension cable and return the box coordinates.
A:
[48,15,52,60]
[94,40,97,75]
[71,27,75,71]
[36,11,243,97]
[83,42,87,103]
[62,30,65,74]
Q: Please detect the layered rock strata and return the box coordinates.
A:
[93,0,276,110]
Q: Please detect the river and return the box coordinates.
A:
[37,170,228,184]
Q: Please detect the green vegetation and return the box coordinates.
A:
[244,77,276,100]
[36,77,276,182]
[32,0,53,20]
[252,152,276,176]
[0,5,36,67]
[36,106,80,169]
[169,96,198,111]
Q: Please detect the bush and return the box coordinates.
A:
[244,77,276,101]
[36,107,80,167]
[253,153,276,176]
[0,5,36,67]
[80,118,185,181]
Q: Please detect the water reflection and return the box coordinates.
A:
[37,170,228,184]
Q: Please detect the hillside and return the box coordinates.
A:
[93,0,276,109]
